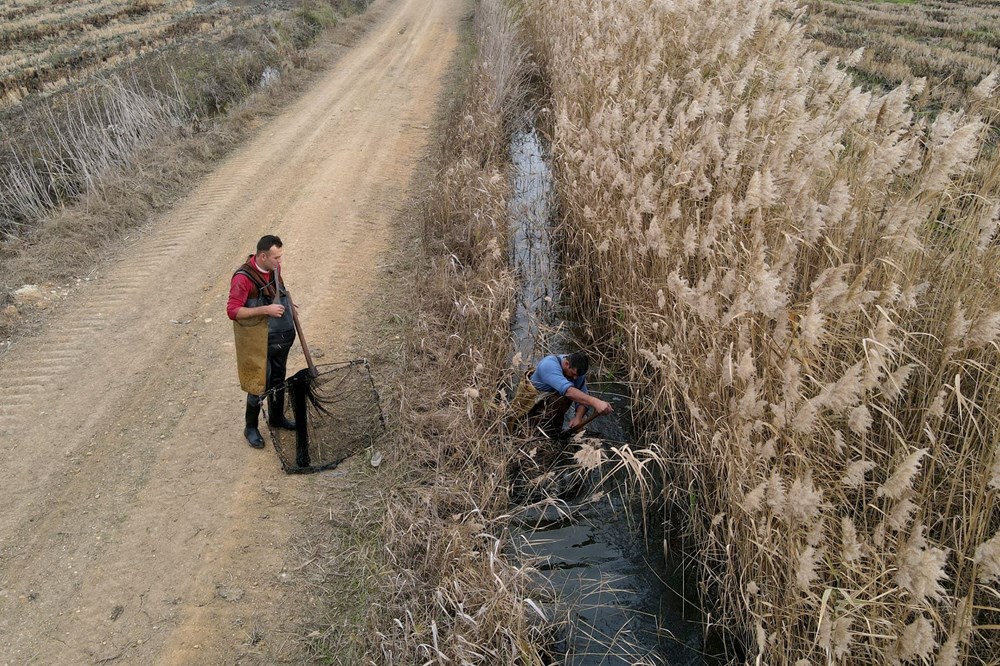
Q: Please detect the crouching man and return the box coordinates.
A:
[510,351,613,437]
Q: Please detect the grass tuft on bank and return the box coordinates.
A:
[322,1,560,662]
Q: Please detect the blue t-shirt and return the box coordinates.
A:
[530,354,587,396]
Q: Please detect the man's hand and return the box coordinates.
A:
[565,387,615,417]
[593,399,613,415]
[262,304,285,318]
[568,415,584,430]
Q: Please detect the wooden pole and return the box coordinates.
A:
[274,265,318,377]
[557,409,604,440]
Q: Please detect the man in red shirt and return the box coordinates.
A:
[227,235,297,448]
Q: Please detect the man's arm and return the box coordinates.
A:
[568,403,589,430]
[565,387,613,415]
[227,274,286,321]
[233,303,285,320]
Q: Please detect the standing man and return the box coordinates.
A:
[227,235,298,448]
[510,351,614,437]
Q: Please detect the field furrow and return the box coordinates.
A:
[0,1,248,109]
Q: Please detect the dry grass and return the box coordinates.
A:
[525,0,1000,663]
[1,70,189,235]
[324,1,560,662]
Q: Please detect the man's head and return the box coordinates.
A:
[561,352,589,381]
[255,234,283,271]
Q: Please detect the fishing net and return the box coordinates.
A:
[264,359,385,474]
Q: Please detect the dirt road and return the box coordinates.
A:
[0,0,462,662]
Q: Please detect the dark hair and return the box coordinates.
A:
[256,234,283,253]
[566,352,589,376]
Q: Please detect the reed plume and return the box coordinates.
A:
[526,0,1000,661]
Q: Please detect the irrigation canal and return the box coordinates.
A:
[505,123,706,665]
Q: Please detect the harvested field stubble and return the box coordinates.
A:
[0,0,245,108]
[806,0,1000,110]
[0,0,371,307]
[0,3,306,241]
[528,0,1000,663]
[344,1,552,662]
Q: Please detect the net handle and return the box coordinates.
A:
[557,409,604,439]
[274,265,319,378]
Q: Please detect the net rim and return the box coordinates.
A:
[263,358,385,474]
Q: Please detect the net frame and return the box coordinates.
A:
[263,359,385,474]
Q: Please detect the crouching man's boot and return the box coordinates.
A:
[245,397,265,448]
[268,390,297,430]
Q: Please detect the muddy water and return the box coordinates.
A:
[509,127,558,362]
[506,126,705,665]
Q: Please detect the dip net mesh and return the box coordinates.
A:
[264,360,385,474]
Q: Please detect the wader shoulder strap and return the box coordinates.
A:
[234,262,275,300]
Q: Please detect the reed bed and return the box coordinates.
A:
[526,0,1000,662]
[351,1,552,661]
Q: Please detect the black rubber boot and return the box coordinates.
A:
[268,391,297,430]
[244,401,265,448]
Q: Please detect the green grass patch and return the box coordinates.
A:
[297,1,339,34]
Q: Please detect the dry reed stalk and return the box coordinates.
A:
[525,0,1000,662]
[0,70,188,239]
[355,1,556,662]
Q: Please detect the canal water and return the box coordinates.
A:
[506,124,705,665]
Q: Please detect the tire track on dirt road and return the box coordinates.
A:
[0,0,464,662]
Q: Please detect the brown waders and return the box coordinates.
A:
[508,369,574,438]
[233,260,297,448]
